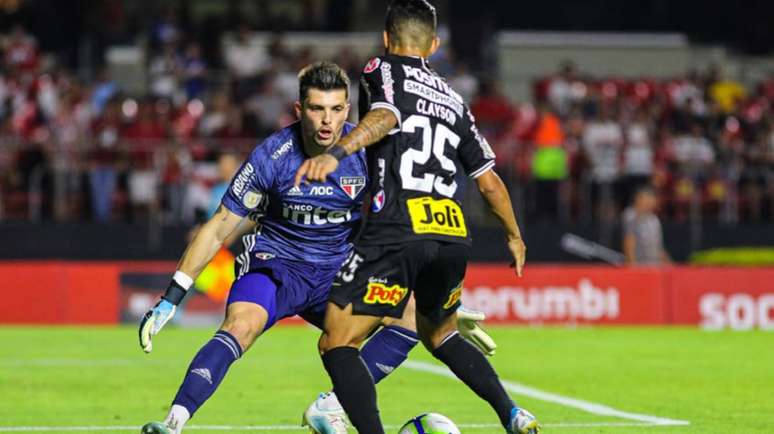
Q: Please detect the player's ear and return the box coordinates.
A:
[294,100,302,119]
[383,31,389,50]
[428,35,441,57]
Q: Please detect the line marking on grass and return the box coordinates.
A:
[403,360,690,427]
[0,422,677,431]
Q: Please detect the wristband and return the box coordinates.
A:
[162,271,193,305]
[326,145,348,161]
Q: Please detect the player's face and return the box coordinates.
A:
[296,88,350,149]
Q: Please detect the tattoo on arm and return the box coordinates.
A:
[338,108,398,155]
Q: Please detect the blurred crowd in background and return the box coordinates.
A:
[1,18,773,226]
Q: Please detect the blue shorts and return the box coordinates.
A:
[226,257,341,330]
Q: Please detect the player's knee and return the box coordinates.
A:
[221,314,265,351]
[416,311,457,351]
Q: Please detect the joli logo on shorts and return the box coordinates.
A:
[363,282,407,306]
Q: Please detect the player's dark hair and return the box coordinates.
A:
[298,61,350,102]
[385,0,437,50]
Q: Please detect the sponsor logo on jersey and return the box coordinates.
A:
[372,190,385,212]
[255,252,275,260]
[242,190,263,209]
[287,186,303,196]
[406,196,467,237]
[404,80,463,117]
[231,163,255,197]
[282,203,353,225]
[402,65,464,102]
[363,57,381,74]
[363,282,407,306]
[340,176,366,200]
[310,185,334,196]
[380,62,395,103]
[271,140,293,160]
[443,280,464,309]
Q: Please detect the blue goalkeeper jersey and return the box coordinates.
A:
[221,121,367,266]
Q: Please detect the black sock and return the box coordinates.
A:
[432,333,514,427]
[322,347,385,434]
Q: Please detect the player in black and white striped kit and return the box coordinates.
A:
[294,1,539,433]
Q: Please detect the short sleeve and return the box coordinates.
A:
[457,107,496,178]
[622,209,636,236]
[359,56,402,132]
[221,146,272,217]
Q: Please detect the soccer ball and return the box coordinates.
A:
[398,412,461,434]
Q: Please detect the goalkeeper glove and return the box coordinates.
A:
[457,306,497,356]
[139,299,176,353]
[139,276,189,353]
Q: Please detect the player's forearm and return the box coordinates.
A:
[336,108,398,155]
[477,171,522,242]
[176,206,241,282]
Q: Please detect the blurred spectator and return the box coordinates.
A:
[529,103,568,220]
[224,24,268,96]
[673,123,715,176]
[88,99,122,222]
[622,186,671,266]
[449,62,478,103]
[149,42,182,101]
[709,72,747,113]
[471,80,514,141]
[547,61,578,117]
[181,43,208,100]
[4,25,39,73]
[621,107,655,205]
[582,104,623,216]
[90,68,118,117]
[122,99,166,219]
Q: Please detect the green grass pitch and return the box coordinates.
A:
[0,326,772,433]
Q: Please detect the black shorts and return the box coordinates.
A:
[330,240,470,323]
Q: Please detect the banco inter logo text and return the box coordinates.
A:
[282,203,352,225]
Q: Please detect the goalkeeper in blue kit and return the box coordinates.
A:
[138,61,496,434]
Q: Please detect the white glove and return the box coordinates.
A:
[457,306,497,356]
[139,299,177,353]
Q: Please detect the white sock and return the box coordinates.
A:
[164,405,190,434]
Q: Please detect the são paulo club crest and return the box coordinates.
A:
[371,190,385,212]
[340,176,366,200]
[363,57,381,74]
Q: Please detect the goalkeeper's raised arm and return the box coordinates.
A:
[139,205,245,353]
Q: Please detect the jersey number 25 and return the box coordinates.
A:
[399,114,460,198]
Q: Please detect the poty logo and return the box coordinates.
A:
[363,282,407,306]
[462,279,620,322]
[700,293,774,330]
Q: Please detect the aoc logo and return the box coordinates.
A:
[363,57,381,74]
[340,176,366,200]
[363,282,407,306]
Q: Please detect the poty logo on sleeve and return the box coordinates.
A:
[363,57,381,74]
